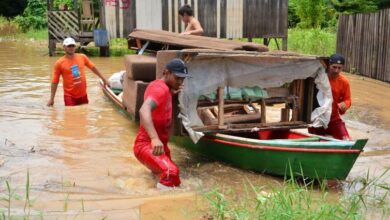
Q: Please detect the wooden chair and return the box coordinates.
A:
[80,0,95,35]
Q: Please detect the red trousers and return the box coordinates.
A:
[308,118,351,140]
[64,95,89,106]
[134,143,181,187]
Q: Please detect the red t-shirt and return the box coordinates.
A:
[52,53,95,98]
[135,80,172,145]
[329,73,351,121]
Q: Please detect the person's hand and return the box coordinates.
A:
[338,102,347,113]
[103,78,110,88]
[180,32,190,35]
[151,138,164,156]
[171,85,184,95]
[47,99,54,107]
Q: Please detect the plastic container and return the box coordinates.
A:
[93,28,108,47]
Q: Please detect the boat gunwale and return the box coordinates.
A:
[203,136,362,154]
[213,133,359,148]
[100,80,124,109]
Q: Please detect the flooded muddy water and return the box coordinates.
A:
[0,41,389,219]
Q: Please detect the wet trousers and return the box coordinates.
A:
[64,95,89,106]
[308,118,351,140]
[134,143,181,187]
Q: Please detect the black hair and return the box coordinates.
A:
[179,4,193,16]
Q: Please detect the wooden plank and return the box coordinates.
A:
[281,108,289,122]
[136,0,162,30]
[193,121,307,133]
[218,87,225,128]
[266,87,289,97]
[305,78,314,123]
[220,0,227,38]
[260,99,266,123]
[198,0,218,37]
[162,0,169,30]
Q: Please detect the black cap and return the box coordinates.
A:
[166,59,191,78]
[329,54,345,65]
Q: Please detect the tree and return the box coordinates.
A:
[375,0,390,9]
[294,0,326,28]
[331,0,378,14]
[14,0,47,31]
[0,0,27,19]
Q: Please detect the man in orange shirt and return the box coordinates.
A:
[309,54,352,140]
[47,37,109,107]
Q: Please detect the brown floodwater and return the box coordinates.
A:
[0,41,389,219]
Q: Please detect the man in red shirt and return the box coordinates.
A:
[47,37,109,107]
[309,54,352,140]
[134,59,190,190]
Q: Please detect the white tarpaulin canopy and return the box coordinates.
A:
[176,51,332,143]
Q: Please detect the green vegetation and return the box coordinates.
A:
[14,0,47,32]
[288,0,388,29]
[205,170,390,220]
[281,28,336,56]
[82,38,136,57]
[246,28,336,56]
[0,170,33,220]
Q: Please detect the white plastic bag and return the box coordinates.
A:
[109,70,125,89]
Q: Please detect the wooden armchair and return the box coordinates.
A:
[80,0,95,35]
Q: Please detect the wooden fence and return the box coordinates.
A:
[48,11,79,42]
[337,9,390,82]
[102,0,288,48]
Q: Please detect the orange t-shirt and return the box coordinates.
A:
[52,53,95,98]
[329,73,351,121]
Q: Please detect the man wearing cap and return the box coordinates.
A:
[47,37,109,107]
[134,58,190,190]
[309,54,352,140]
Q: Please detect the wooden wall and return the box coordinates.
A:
[337,9,390,82]
[102,0,288,39]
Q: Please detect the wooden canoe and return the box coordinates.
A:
[100,80,367,180]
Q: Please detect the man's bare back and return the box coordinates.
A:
[179,5,204,36]
[182,17,203,35]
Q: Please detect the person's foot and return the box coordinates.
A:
[156,182,175,191]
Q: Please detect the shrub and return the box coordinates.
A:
[287,28,336,56]
[14,0,47,32]
[0,16,20,35]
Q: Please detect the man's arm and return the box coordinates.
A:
[91,66,110,86]
[338,81,352,114]
[47,83,58,107]
[139,98,164,156]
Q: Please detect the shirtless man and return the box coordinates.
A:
[179,4,204,36]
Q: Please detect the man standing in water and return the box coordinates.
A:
[47,37,109,107]
[134,59,190,190]
[309,54,352,140]
[179,4,204,36]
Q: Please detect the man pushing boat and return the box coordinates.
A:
[309,54,352,140]
[133,59,191,190]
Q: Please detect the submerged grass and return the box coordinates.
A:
[205,170,390,220]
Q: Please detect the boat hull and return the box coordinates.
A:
[172,135,366,180]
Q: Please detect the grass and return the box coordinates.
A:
[205,170,390,220]
[241,28,337,56]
